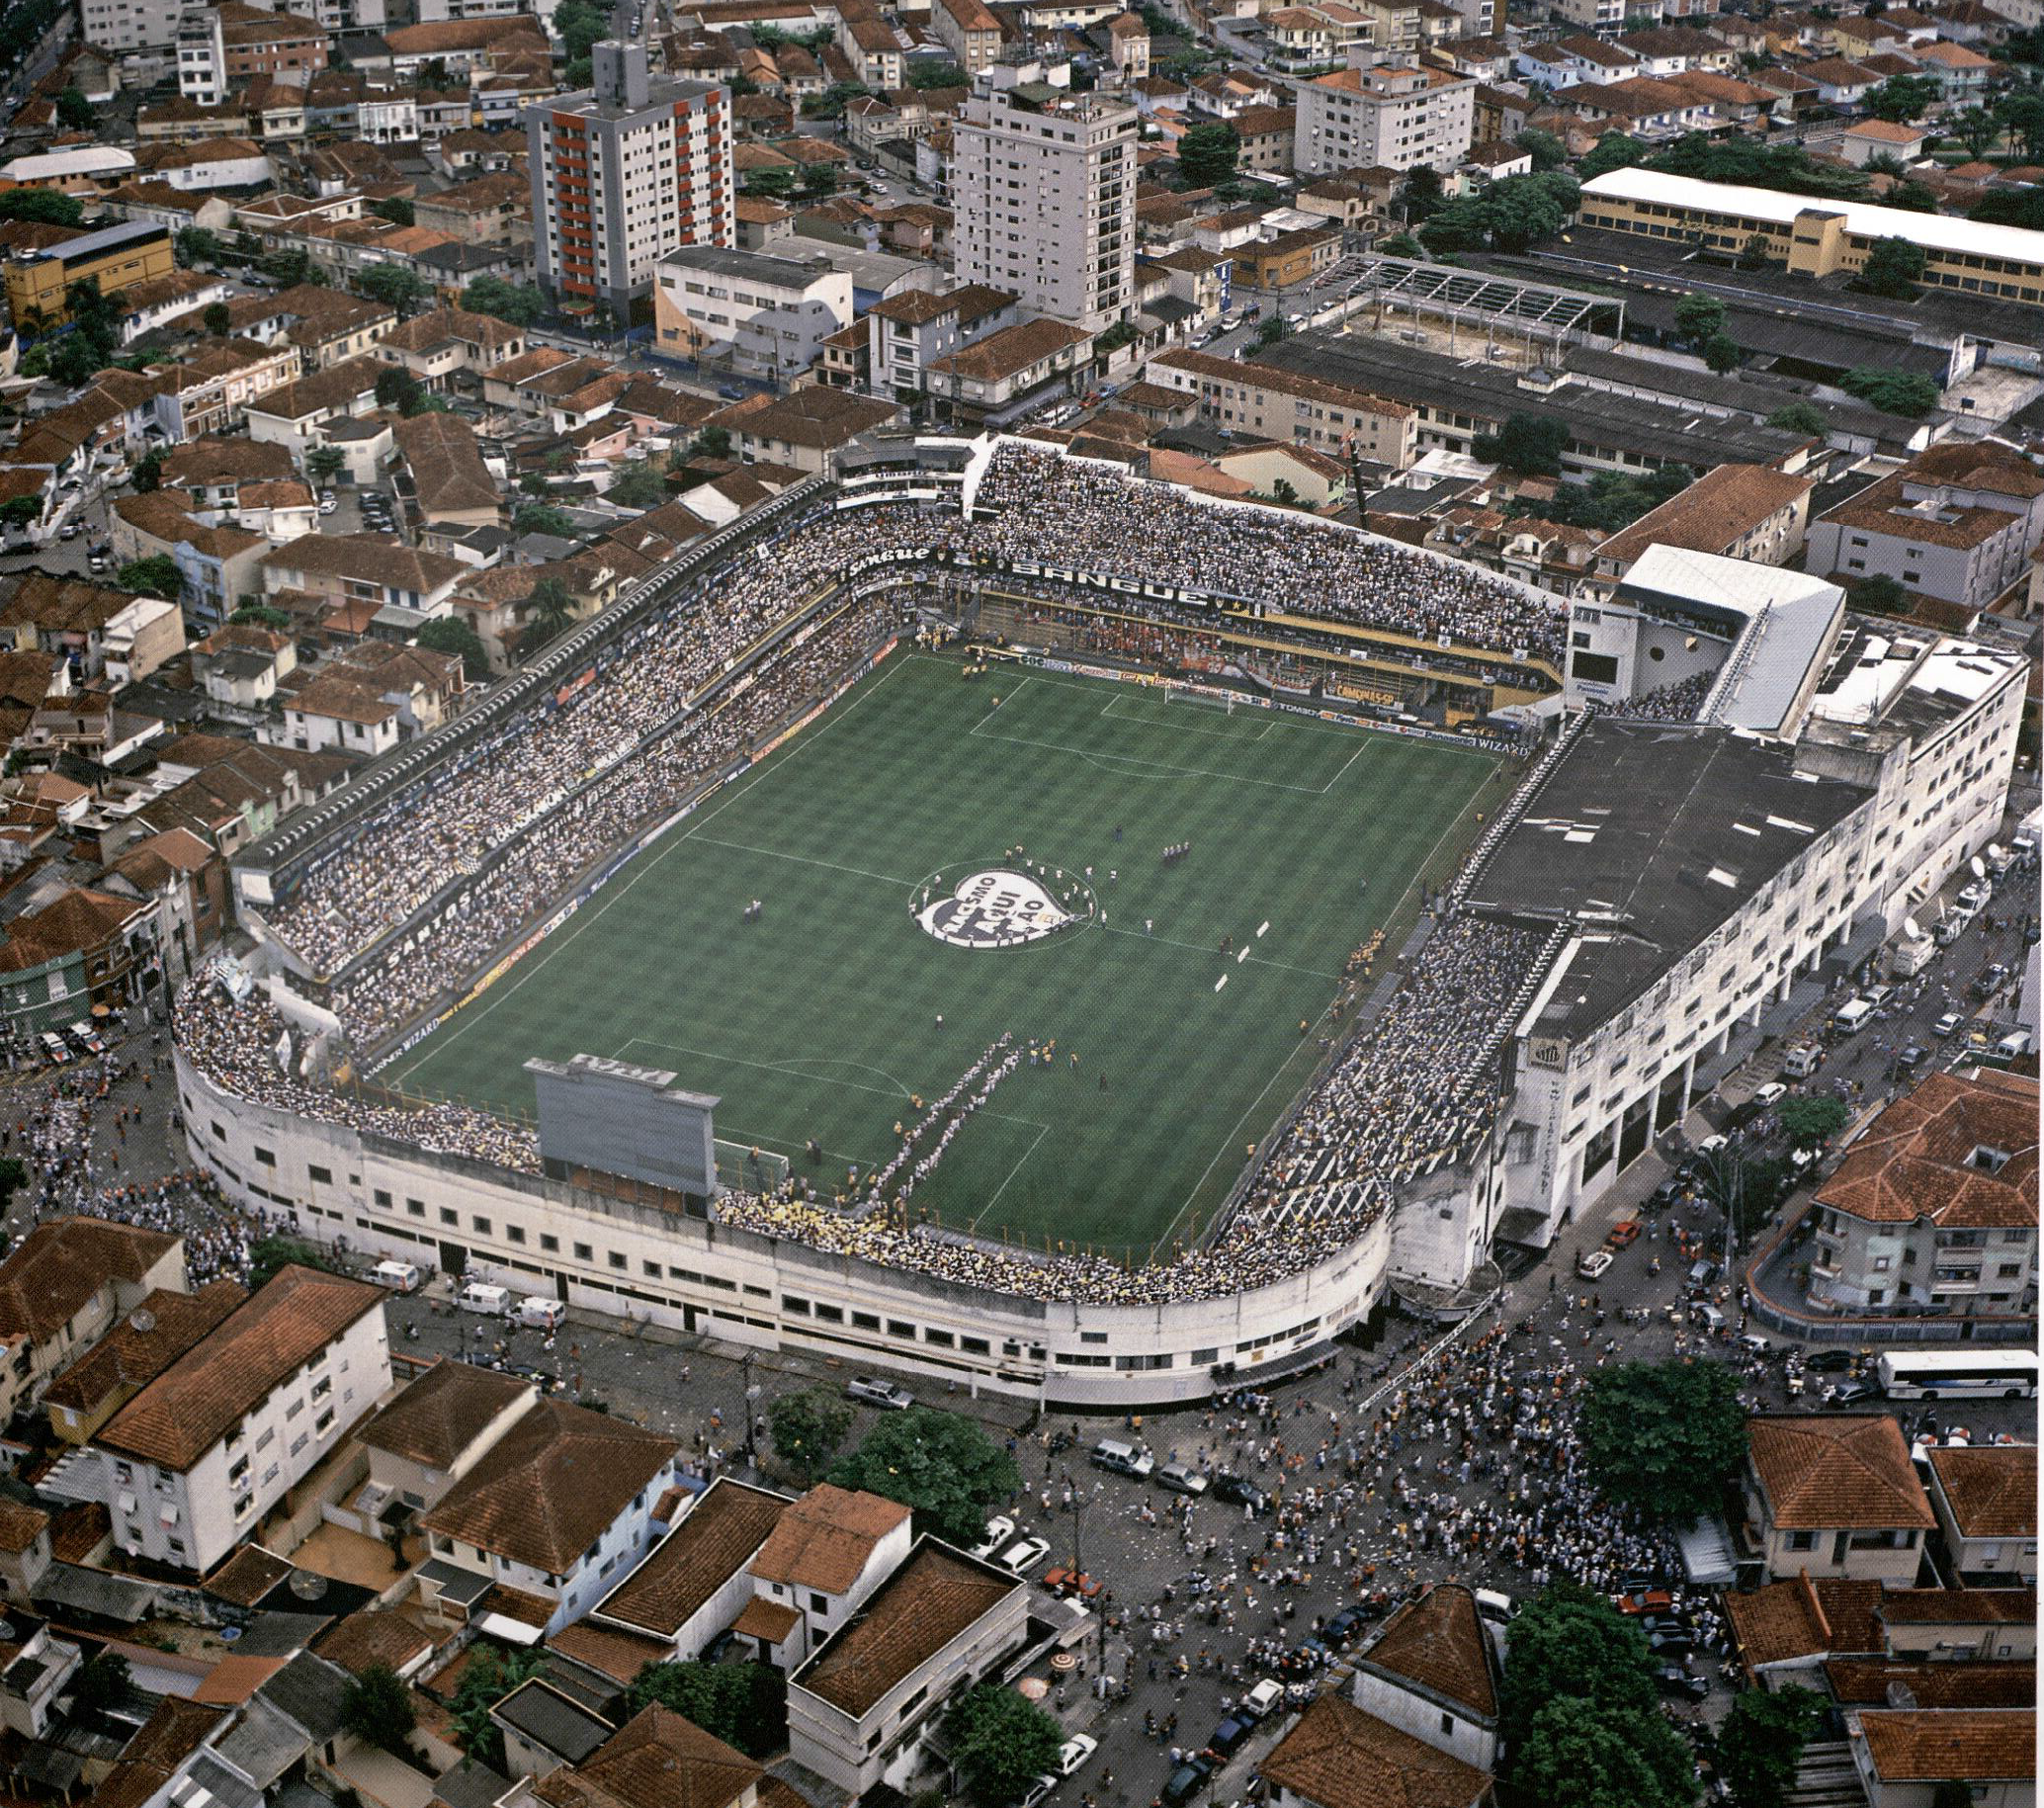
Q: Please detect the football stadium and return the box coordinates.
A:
[175,434,2024,1405]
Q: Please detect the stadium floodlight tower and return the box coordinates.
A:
[525,1054,724,1209]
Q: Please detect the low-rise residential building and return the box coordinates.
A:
[223,284,397,371]
[393,411,502,529]
[1149,348,1417,468]
[270,641,468,756]
[709,387,903,474]
[1586,463,1816,593]
[153,338,304,442]
[926,315,1093,428]
[43,1279,244,1447]
[1294,58,1475,174]
[1806,1070,2036,1320]
[746,1483,913,1668]
[1847,1709,2034,1808]
[863,283,1020,402]
[1805,442,2044,613]
[1838,119,1931,167]
[1746,1415,1937,1584]
[0,574,187,687]
[653,245,854,381]
[357,1357,542,1518]
[0,1220,186,1429]
[417,1398,683,1634]
[1348,1583,1499,1773]
[54,1264,388,1575]
[376,305,530,392]
[788,1539,1026,1797]
[1924,1445,2037,1587]
[579,1476,794,1668]
[259,535,467,621]
[1261,1689,1492,1808]
[245,356,393,473]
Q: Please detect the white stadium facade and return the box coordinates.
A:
[177,436,2027,1406]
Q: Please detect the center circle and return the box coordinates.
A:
[911,856,1098,950]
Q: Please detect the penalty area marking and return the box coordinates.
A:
[1214,974,1228,992]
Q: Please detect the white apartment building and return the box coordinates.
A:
[653,245,853,382]
[952,60,1138,333]
[1550,0,1629,33]
[51,1265,389,1576]
[526,42,734,310]
[1293,56,1475,175]
[176,7,226,105]
[80,0,183,52]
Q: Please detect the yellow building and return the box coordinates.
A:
[1576,168,2044,307]
[3,219,175,328]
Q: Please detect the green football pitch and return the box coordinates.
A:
[383,653,1499,1259]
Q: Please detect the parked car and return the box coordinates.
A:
[1749,1081,1787,1109]
[1057,1735,1099,1778]
[1657,1665,1709,1701]
[1614,1589,1673,1616]
[38,1031,69,1065]
[972,1515,1015,1559]
[65,1020,103,1055]
[1156,1462,1209,1497]
[1804,1349,1856,1373]
[1043,1568,1104,1600]
[1239,1679,1285,1719]
[1932,1010,1965,1039]
[1211,1473,1269,1512]
[1161,1757,1213,1807]
[1323,1604,1369,1645]
[843,1376,914,1410]
[1207,1716,1253,1760]
[1825,1379,1879,1407]
[1091,1438,1153,1479]
[1647,1627,1696,1654]
[1605,1220,1641,1248]
[1895,1043,1928,1073]
[1576,1248,1614,1279]
[998,1536,1050,1575]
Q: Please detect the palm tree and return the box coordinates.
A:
[521,576,577,656]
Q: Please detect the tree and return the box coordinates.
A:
[233,603,291,629]
[173,226,221,271]
[512,503,576,539]
[1858,237,1926,300]
[1510,1694,1698,1808]
[1736,232,1773,271]
[1849,572,1910,615]
[370,197,415,227]
[342,1663,418,1758]
[1645,132,1867,202]
[1882,179,1940,215]
[1839,367,1940,416]
[131,451,165,493]
[115,555,186,600]
[1399,163,1444,223]
[1580,1359,1747,1520]
[1377,231,1424,258]
[1253,314,1290,348]
[1703,332,1742,374]
[259,246,315,288]
[306,444,346,485]
[767,1386,854,1483]
[906,59,967,88]
[357,262,432,318]
[449,1644,545,1769]
[464,276,548,328]
[1948,105,2001,157]
[203,301,232,337]
[626,1663,786,1757]
[1866,74,1941,122]
[824,1406,1020,1546]
[248,1237,335,1289]
[1580,131,1651,180]
[1419,170,1578,254]
[416,616,491,681]
[0,497,38,531]
[69,1652,131,1718]
[1516,128,1568,171]
[945,1684,1064,1808]
[1673,293,1726,344]
[0,1158,24,1217]
[0,187,84,226]
[1270,476,1301,507]
[521,576,578,654]
[54,86,95,130]
[608,461,667,509]
[1766,400,1828,436]
[375,368,426,415]
[691,425,732,460]
[1710,1686,1824,1808]
[45,332,103,388]
[1177,121,1240,188]
[1474,411,1569,475]
[1499,1582,1658,1753]
[1997,90,2044,162]
[1968,187,2044,230]
[1777,1094,1849,1145]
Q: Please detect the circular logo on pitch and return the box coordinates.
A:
[913,863,1094,949]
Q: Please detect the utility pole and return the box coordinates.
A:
[740,1349,760,1468]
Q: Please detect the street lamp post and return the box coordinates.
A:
[740,1349,760,1468]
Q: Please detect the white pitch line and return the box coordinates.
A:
[1214,974,1228,992]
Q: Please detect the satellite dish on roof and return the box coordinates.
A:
[1905,917,1923,941]
[287,1570,328,1602]
[128,1309,155,1334]
[1971,856,1987,878]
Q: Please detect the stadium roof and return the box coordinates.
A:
[1614,546,1843,737]
[1467,720,1868,1039]
[1580,168,2044,269]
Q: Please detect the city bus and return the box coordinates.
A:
[1875,1348,2039,1401]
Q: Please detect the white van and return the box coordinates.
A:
[1832,997,1875,1036]
[517,1296,565,1330]
[457,1282,511,1315]
[374,1260,423,1294]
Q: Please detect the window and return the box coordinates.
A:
[254,1146,276,1167]
[308,1163,332,1185]
[574,1242,593,1261]
[440,1207,458,1226]
[541,1234,559,1252]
